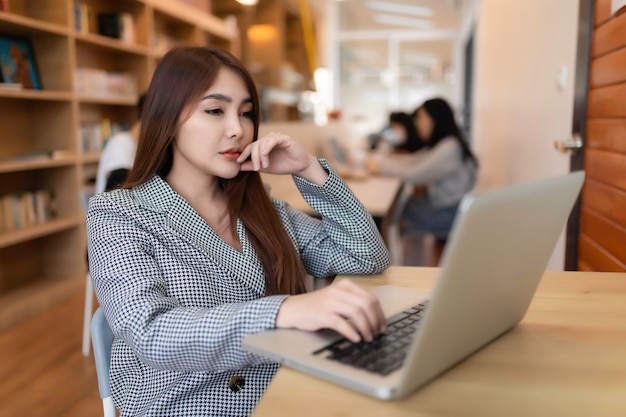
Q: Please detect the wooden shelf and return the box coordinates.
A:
[78,95,138,106]
[0,216,83,249]
[0,0,239,327]
[148,0,237,40]
[0,12,69,36]
[0,157,76,174]
[82,152,102,164]
[75,32,150,56]
[0,89,73,101]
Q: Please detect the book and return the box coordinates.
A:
[0,192,44,231]
[75,67,137,97]
[34,190,51,224]
[17,193,30,228]
[78,2,93,34]
[0,195,12,232]
[98,12,136,44]
[22,192,37,226]
[0,199,4,234]
[119,13,136,44]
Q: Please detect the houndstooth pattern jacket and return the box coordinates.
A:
[87,159,390,417]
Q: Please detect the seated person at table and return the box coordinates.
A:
[86,46,390,417]
[368,97,478,241]
[94,93,146,194]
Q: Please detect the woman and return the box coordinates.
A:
[369,98,477,240]
[87,47,390,416]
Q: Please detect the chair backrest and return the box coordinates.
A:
[91,307,117,417]
[380,182,415,265]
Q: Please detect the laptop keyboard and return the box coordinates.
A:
[313,300,429,376]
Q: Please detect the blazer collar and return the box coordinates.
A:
[132,176,177,213]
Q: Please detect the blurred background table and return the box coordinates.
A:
[261,173,402,218]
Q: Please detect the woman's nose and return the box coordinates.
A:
[226,114,243,139]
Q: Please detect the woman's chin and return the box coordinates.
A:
[220,168,244,180]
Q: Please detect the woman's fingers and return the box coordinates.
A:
[238,132,312,174]
[259,139,271,170]
[236,141,255,169]
[332,301,376,342]
[275,279,387,344]
[238,133,283,171]
[249,141,261,171]
[326,314,362,343]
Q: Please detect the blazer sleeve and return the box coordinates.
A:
[87,195,288,374]
[274,158,391,278]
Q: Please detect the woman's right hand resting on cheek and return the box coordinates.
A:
[275,279,387,343]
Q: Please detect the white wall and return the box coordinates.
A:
[468,0,579,270]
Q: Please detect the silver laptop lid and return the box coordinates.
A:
[394,171,585,398]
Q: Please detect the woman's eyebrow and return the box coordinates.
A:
[202,93,231,102]
[201,94,253,105]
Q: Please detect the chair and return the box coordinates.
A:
[82,272,94,356]
[81,189,95,357]
[381,181,448,266]
[401,233,447,267]
[91,307,117,417]
[381,182,415,265]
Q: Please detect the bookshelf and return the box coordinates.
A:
[0,0,238,330]
[213,0,314,121]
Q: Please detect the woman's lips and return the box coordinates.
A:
[221,151,241,161]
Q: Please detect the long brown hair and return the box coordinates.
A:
[124,47,308,295]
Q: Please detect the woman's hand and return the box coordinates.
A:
[275,279,387,343]
[237,132,328,185]
[365,157,379,174]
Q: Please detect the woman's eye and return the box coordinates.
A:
[205,109,223,115]
[240,111,255,119]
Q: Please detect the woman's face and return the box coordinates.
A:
[172,67,255,182]
[415,107,434,141]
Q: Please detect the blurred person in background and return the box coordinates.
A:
[95,93,146,194]
[368,97,478,243]
[368,111,423,154]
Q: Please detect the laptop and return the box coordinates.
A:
[242,171,585,400]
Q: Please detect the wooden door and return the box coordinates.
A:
[577,0,626,271]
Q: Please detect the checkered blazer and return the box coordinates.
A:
[87,160,390,417]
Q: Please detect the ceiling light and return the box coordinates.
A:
[373,13,433,29]
[236,0,258,5]
[248,24,278,41]
[367,1,434,17]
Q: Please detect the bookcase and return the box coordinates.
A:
[0,0,237,330]
[213,0,314,121]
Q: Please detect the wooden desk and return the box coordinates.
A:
[252,267,626,417]
[261,173,402,218]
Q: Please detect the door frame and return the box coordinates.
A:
[564,0,594,271]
